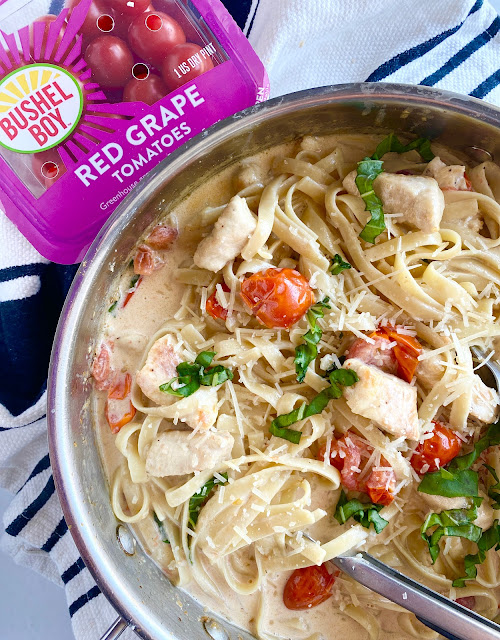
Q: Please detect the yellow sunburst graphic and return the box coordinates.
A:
[0,66,62,113]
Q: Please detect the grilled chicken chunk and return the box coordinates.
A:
[146,430,234,477]
[343,357,420,440]
[194,195,257,272]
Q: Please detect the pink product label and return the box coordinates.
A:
[0,0,269,263]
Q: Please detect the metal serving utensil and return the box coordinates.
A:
[301,533,500,640]
[298,347,500,640]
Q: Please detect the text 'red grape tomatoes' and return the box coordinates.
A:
[85,35,133,87]
[240,268,314,329]
[123,74,167,104]
[283,564,337,610]
[411,421,462,474]
[162,42,214,91]
[127,11,185,66]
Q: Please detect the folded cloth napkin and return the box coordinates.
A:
[1,0,500,638]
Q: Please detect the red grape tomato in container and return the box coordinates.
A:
[0,0,269,263]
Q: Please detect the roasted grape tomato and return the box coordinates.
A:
[240,268,314,329]
[127,11,185,66]
[133,245,164,275]
[206,284,230,321]
[91,343,113,390]
[283,564,337,610]
[84,35,133,87]
[411,421,462,474]
[365,468,396,506]
[162,42,214,91]
[372,326,422,383]
[123,74,167,104]
[146,225,178,249]
[105,373,135,433]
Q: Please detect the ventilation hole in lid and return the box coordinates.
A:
[41,161,59,179]
[97,14,114,32]
[132,63,149,80]
[145,13,162,31]
[116,524,136,556]
[201,617,229,640]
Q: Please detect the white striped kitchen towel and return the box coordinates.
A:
[1,0,500,638]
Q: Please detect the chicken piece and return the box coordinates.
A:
[193,195,257,272]
[374,173,445,233]
[424,156,470,191]
[169,387,219,431]
[343,358,420,440]
[416,350,445,389]
[136,334,181,405]
[470,375,499,424]
[346,336,398,376]
[342,170,445,232]
[146,429,234,477]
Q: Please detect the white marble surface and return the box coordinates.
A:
[1,1,500,637]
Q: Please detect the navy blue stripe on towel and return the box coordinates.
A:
[366,0,484,82]
[6,475,55,537]
[421,15,500,86]
[62,557,86,584]
[17,454,51,493]
[470,68,500,98]
[69,585,101,617]
[41,517,68,553]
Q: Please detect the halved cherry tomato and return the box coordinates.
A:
[455,596,476,610]
[365,469,396,506]
[318,432,396,505]
[206,283,230,321]
[283,564,338,610]
[105,372,136,433]
[411,420,462,474]
[123,275,142,307]
[146,225,178,249]
[91,342,113,390]
[84,35,134,87]
[162,42,214,91]
[371,325,422,383]
[127,11,186,66]
[240,268,314,329]
[134,244,164,275]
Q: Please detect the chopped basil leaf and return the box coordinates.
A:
[417,467,479,499]
[452,520,500,587]
[418,419,500,499]
[188,473,228,530]
[269,422,302,444]
[334,490,389,534]
[357,159,385,244]
[195,351,216,368]
[358,134,434,243]
[372,133,435,162]
[270,368,358,443]
[330,254,352,275]
[130,274,140,288]
[153,512,170,544]
[200,365,234,387]
[294,298,331,383]
[421,506,482,564]
[108,301,118,313]
[484,464,500,509]
[160,351,233,397]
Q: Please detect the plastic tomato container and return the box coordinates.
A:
[0,0,269,263]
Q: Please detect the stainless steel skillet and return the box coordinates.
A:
[48,84,500,640]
